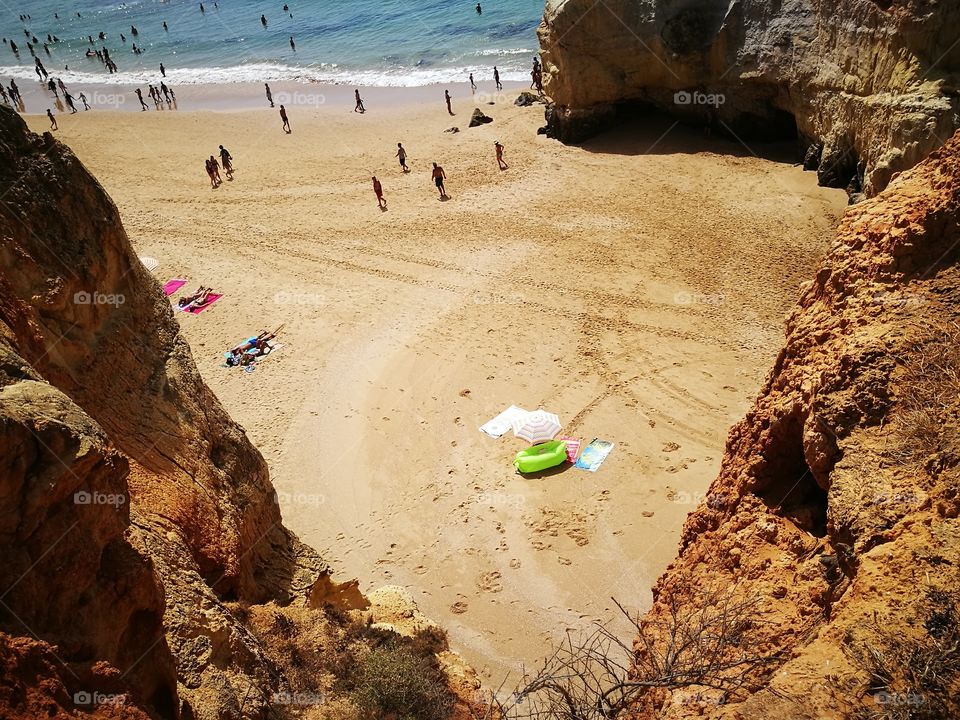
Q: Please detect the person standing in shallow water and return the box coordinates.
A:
[469,72,476,91]
[279,104,290,132]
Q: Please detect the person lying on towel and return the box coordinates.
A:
[224,328,279,366]
[178,286,213,310]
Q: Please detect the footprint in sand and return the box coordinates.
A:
[413,565,428,575]
[509,558,521,569]
[477,570,503,593]
[451,601,469,614]
[662,442,681,452]
[558,557,572,566]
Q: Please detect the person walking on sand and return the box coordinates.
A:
[469,72,476,91]
[372,176,386,209]
[219,144,233,178]
[279,104,290,132]
[46,108,57,130]
[209,155,223,185]
[494,65,502,91]
[396,142,408,172]
[354,88,365,113]
[431,162,447,199]
[78,91,90,110]
[445,89,453,115]
[135,87,148,110]
[205,157,218,188]
[495,140,508,170]
[265,82,274,107]
[64,90,77,113]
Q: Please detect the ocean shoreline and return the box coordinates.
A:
[11,78,533,114]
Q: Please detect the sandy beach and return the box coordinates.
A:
[23,90,846,684]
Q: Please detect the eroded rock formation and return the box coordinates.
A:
[538,0,960,195]
[0,102,327,719]
[632,130,960,717]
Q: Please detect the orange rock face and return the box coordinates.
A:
[632,131,960,717]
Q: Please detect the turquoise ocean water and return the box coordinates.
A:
[0,0,543,86]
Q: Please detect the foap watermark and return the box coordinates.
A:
[273,290,325,305]
[869,491,921,508]
[274,90,326,108]
[674,290,725,307]
[73,290,125,307]
[869,290,925,311]
[674,90,725,108]
[73,691,125,707]
[90,90,126,108]
[473,89,511,105]
[271,691,326,706]
[874,691,925,707]
[471,290,525,306]
[74,490,126,507]
[274,490,326,507]
[474,492,526,510]
[670,491,724,510]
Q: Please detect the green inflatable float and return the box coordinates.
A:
[514,440,568,474]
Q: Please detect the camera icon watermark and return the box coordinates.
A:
[73,691,125,707]
[274,90,326,108]
[674,90,725,107]
[73,291,125,306]
[474,492,526,510]
[74,490,127,506]
[673,290,725,306]
[273,290,325,305]
[271,691,326,706]
[273,490,326,507]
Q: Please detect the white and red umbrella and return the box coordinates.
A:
[511,409,562,445]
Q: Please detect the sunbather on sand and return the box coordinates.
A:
[225,327,281,365]
[178,286,213,310]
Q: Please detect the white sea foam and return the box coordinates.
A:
[0,62,530,87]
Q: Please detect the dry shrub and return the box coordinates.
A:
[348,642,455,720]
[891,321,960,467]
[844,588,960,720]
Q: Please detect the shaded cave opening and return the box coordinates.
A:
[751,413,829,537]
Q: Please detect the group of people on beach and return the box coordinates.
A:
[205,145,233,188]
[135,83,176,110]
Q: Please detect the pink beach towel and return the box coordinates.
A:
[163,279,187,296]
[559,436,582,464]
[181,294,223,314]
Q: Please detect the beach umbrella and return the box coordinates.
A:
[512,409,562,445]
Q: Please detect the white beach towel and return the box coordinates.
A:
[479,405,528,438]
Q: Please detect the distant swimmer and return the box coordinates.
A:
[289,36,295,50]
[354,88,365,113]
[431,162,447,199]
[163,21,168,31]
[372,176,386,209]
[135,87,148,110]
[260,14,267,26]
[469,72,476,91]
[200,4,205,13]
[283,4,289,10]
[131,25,138,36]
[494,65,502,90]
[264,82,274,107]
[279,104,290,132]
[495,140,507,170]
[476,3,482,14]
[160,62,166,76]
[396,142,408,172]
[46,108,57,130]
[445,89,453,115]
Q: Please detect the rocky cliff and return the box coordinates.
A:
[538,0,960,196]
[630,129,960,717]
[0,107,476,719]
